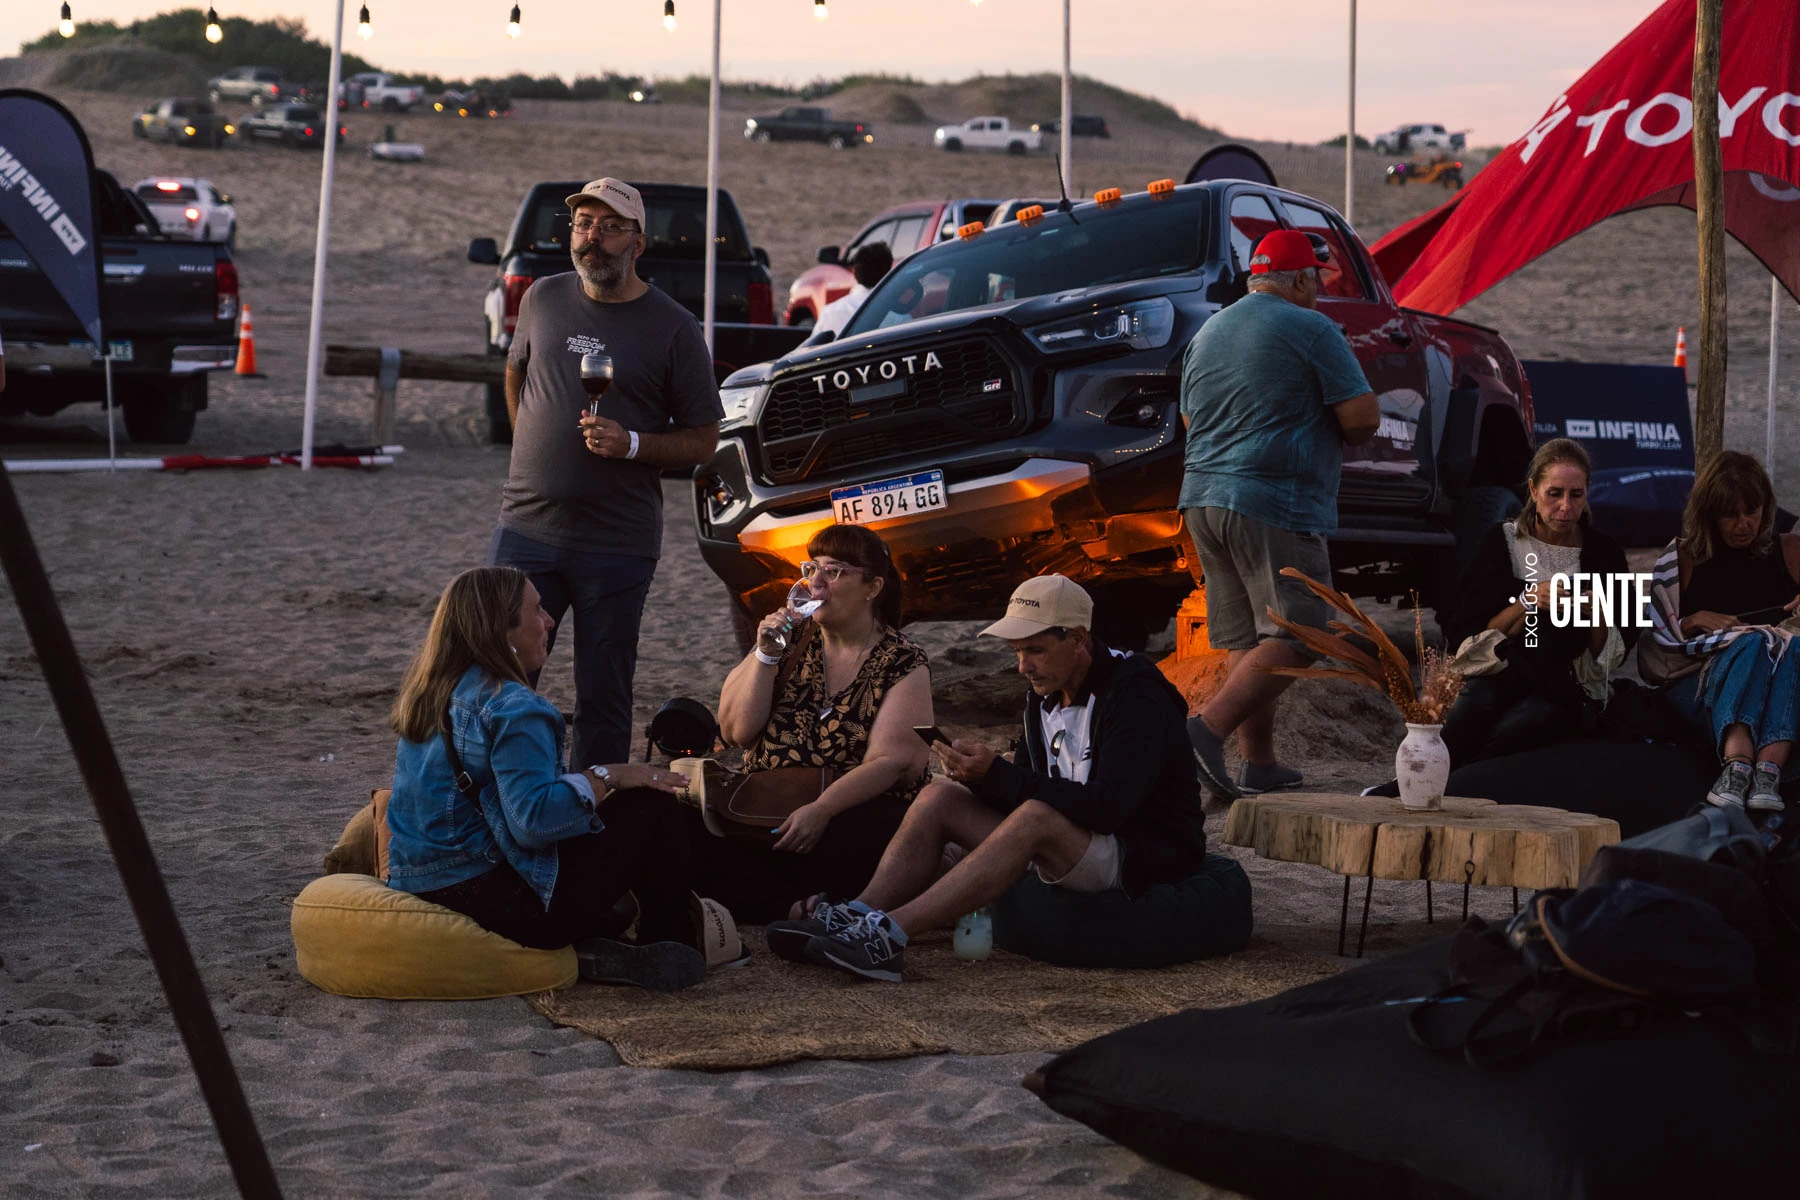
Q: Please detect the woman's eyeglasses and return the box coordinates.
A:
[799,560,859,583]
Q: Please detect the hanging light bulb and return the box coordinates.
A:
[59,3,76,38]
[358,4,373,40]
[663,0,676,32]
[507,4,521,38]
[205,7,223,43]
[813,0,828,19]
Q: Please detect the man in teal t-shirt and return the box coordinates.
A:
[1179,229,1378,801]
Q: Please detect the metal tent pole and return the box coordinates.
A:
[1060,0,1072,197]
[300,0,348,471]
[1769,275,1781,487]
[1345,0,1356,225]
[703,0,722,353]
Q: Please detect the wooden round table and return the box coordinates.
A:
[1222,792,1621,956]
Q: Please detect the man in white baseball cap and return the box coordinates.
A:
[488,176,722,771]
[772,575,1211,982]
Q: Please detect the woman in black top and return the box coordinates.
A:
[1648,451,1800,810]
[1438,438,1634,767]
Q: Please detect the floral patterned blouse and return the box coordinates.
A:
[744,625,930,803]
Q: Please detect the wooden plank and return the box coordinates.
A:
[1222,792,1617,889]
[324,345,506,384]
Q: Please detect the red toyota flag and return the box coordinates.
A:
[1371,0,1800,314]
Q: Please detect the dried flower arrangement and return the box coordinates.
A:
[1260,567,1464,725]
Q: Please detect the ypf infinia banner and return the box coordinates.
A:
[0,89,104,346]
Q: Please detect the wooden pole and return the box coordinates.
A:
[1692,0,1726,469]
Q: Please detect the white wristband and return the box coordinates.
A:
[754,649,781,666]
[626,430,640,460]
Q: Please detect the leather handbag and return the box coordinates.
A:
[697,763,836,848]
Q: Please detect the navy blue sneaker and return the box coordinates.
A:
[807,910,907,983]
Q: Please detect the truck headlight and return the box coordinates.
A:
[1024,296,1176,353]
[719,381,769,432]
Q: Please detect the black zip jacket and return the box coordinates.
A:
[973,641,1209,896]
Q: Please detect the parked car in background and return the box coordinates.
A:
[132,177,238,247]
[2,170,239,444]
[341,71,425,112]
[742,107,872,149]
[238,103,347,148]
[1031,114,1111,138]
[207,65,287,108]
[1372,123,1455,155]
[932,116,1043,154]
[132,98,235,148]
[699,178,1535,652]
[1385,156,1465,189]
[467,180,805,442]
[432,89,512,118]
[783,198,1001,326]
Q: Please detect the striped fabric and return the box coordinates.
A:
[1648,538,1794,668]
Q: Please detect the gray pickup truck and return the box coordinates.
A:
[743,107,872,150]
[1,171,239,444]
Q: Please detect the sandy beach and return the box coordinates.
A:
[2,77,1797,1196]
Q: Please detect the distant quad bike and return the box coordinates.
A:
[1385,157,1464,189]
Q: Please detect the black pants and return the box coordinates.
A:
[417,787,697,950]
[1441,672,1588,769]
[683,794,911,924]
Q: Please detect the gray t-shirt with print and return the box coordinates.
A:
[501,273,722,557]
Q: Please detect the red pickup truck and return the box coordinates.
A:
[783,198,1003,326]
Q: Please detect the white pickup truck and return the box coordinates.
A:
[342,72,425,112]
[932,116,1043,155]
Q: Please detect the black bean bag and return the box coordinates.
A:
[1367,738,1713,837]
[991,853,1251,968]
[1026,937,1791,1200]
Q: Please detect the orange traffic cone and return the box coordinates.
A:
[1673,325,1687,371]
[234,303,264,377]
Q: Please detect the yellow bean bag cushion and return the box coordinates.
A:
[291,873,577,1000]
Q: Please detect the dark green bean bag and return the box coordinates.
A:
[991,853,1252,968]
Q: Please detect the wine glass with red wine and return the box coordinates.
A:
[580,353,614,416]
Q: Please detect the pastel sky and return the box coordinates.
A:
[9,0,1668,143]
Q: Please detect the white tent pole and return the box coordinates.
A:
[1060,0,1072,197]
[1345,0,1356,225]
[1769,275,1781,487]
[703,0,721,354]
[300,0,348,472]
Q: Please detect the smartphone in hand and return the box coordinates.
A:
[912,725,949,747]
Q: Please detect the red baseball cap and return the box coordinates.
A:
[1249,229,1323,274]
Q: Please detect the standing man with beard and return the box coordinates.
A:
[492,177,723,769]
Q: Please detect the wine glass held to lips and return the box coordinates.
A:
[580,353,614,416]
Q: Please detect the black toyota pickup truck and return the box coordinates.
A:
[469,181,807,442]
[696,179,1536,648]
[743,107,872,149]
[1,171,239,444]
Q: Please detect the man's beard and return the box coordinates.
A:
[573,242,632,291]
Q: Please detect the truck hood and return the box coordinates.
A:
[725,273,1204,386]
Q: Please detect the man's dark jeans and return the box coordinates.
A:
[488,526,655,769]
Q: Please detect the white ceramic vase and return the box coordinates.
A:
[1395,723,1450,811]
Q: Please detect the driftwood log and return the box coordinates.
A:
[1222,792,1619,890]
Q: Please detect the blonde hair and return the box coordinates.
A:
[390,567,532,743]
[1682,450,1776,565]
[1516,437,1591,539]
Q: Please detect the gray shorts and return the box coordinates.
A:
[1033,832,1124,893]
[1183,506,1332,656]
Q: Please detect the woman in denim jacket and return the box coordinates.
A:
[386,566,710,990]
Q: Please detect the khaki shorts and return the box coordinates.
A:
[1183,506,1332,656]
[1034,832,1124,893]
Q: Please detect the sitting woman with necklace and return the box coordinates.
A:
[695,525,934,923]
[1438,437,1634,767]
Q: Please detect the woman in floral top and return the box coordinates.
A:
[704,525,933,922]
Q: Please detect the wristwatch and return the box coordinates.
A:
[587,764,615,798]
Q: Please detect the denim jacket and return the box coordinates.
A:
[386,665,601,907]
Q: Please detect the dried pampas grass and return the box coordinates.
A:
[1260,568,1463,725]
